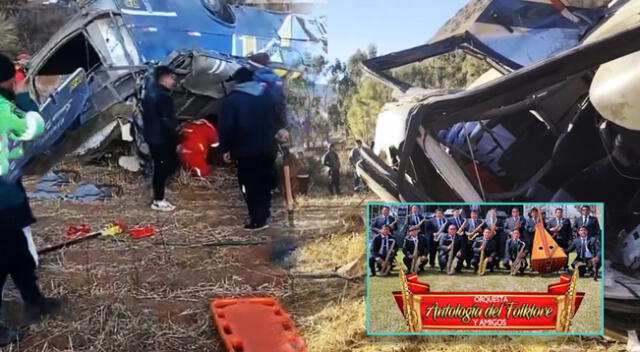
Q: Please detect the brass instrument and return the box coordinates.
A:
[510,240,527,275]
[468,220,486,241]
[433,219,447,241]
[550,221,563,238]
[379,239,396,276]
[446,220,467,275]
[410,237,420,274]
[477,241,487,276]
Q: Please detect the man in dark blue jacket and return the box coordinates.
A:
[141,66,180,212]
[220,67,279,230]
[0,54,61,347]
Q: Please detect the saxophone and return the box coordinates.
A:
[410,237,420,274]
[446,220,467,275]
[477,240,488,276]
[433,219,447,241]
[379,239,396,276]
[468,220,486,241]
[510,240,526,275]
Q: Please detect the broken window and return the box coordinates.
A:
[202,0,236,25]
[32,32,101,103]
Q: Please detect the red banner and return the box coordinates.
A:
[392,273,585,332]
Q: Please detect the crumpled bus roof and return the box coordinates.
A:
[429,0,611,68]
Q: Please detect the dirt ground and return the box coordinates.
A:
[0,163,627,352]
[1,163,367,351]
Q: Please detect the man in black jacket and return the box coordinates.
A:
[426,208,447,267]
[546,208,572,250]
[369,225,398,276]
[565,226,601,277]
[0,54,62,346]
[402,225,428,274]
[220,67,281,230]
[573,205,601,240]
[322,143,341,195]
[141,66,180,212]
[503,229,529,275]
[471,228,498,273]
[438,224,465,273]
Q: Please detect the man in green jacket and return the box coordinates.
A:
[0,53,62,347]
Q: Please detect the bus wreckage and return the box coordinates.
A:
[356,0,640,337]
[5,0,326,182]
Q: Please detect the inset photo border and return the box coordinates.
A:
[366,202,605,336]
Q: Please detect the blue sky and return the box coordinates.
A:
[327,0,469,62]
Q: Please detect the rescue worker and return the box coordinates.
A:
[220,67,279,230]
[322,143,341,196]
[178,118,219,178]
[0,53,62,347]
[141,66,180,212]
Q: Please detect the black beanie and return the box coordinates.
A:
[0,54,16,83]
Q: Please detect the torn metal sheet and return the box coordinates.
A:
[2,0,326,183]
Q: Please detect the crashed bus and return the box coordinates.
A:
[6,0,326,181]
[356,0,640,333]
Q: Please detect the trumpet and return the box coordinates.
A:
[379,239,396,276]
[510,240,526,275]
[446,220,467,275]
[468,220,486,241]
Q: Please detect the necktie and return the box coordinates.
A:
[414,215,418,224]
[582,239,587,258]
[583,216,587,225]
[385,216,389,225]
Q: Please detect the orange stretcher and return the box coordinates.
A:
[211,297,307,352]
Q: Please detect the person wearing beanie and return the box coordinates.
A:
[0,53,62,347]
[219,67,280,230]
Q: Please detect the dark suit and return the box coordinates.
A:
[402,235,429,272]
[470,237,497,272]
[573,215,601,239]
[523,217,537,247]
[503,238,528,273]
[405,213,427,234]
[369,234,398,275]
[545,217,572,249]
[464,218,485,266]
[503,216,526,265]
[566,236,601,276]
[371,215,397,234]
[425,217,448,266]
[438,234,465,272]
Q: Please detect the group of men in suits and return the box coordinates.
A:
[369,205,602,277]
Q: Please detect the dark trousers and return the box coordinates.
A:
[425,234,437,266]
[369,253,395,275]
[237,154,276,225]
[402,255,426,272]
[148,143,178,201]
[571,258,601,276]
[327,168,341,195]
[503,257,528,273]
[495,233,507,267]
[438,252,464,271]
[0,226,43,311]
[471,255,497,272]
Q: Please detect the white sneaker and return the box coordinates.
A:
[151,199,176,212]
